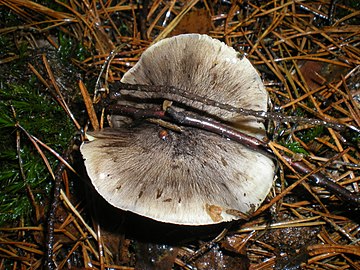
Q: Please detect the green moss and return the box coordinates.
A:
[0,82,75,226]
[296,126,324,143]
[58,32,90,62]
[283,141,309,155]
[0,7,85,226]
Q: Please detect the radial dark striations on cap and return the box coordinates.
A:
[81,34,275,225]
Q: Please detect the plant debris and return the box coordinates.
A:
[0,0,359,269]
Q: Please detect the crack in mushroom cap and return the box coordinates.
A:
[81,34,275,225]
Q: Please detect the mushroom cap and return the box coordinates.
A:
[81,34,275,225]
[120,34,268,138]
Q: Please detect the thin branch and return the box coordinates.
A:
[44,158,66,270]
[281,154,360,205]
[109,83,360,133]
[166,107,274,159]
[103,103,360,206]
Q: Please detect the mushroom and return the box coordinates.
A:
[80,34,275,225]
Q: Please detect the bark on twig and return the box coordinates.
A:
[111,83,360,133]
[104,101,360,206]
[44,147,74,269]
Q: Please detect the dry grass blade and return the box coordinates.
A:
[16,124,55,180]
[152,0,200,43]
[79,80,100,131]
[308,244,360,256]
[1,0,72,20]
[42,55,81,130]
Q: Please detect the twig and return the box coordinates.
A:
[103,103,360,206]
[44,148,73,270]
[185,228,229,263]
[44,159,65,270]
[107,104,167,120]
[281,155,360,205]
[138,0,150,40]
[166,107,359,205]
[166,107,274,159]
[328,0,339,25]
[110,83,359,133]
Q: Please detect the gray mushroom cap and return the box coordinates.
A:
[81,34,275,225]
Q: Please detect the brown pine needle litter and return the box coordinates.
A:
[0,0,359,269]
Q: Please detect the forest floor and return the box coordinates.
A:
[0,0,359,269]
